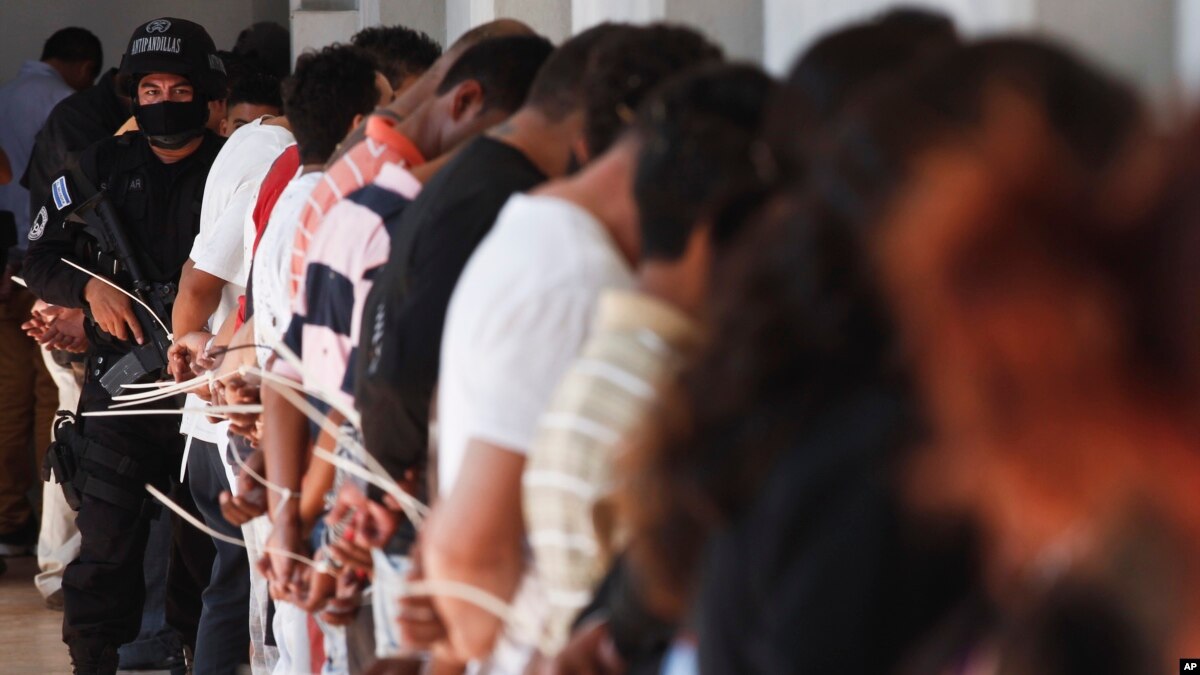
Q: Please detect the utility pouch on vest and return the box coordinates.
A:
[43,411,83,510]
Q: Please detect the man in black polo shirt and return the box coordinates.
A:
[353,23,629,488]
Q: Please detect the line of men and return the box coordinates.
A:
[12,12,778,675]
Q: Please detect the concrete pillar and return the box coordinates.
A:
[1181,0,1200,105]
[1036,0,1177,110]
[762,0,1031,74]
[665,0,763,61]
[381,0,447,45]
[446,0,571,45]
[572,0,665,33]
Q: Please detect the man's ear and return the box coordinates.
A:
[450,80,484,121]
[218,117,230,137]
[571,136,591,168]
[351,113,365,133]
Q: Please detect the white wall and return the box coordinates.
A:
[763,0,1032,74]
[1177,0,1200,104]
[0,0,290,84]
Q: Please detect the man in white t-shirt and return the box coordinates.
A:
[418,25,723,670]
[428,150,639,672]
[166,114,294,675]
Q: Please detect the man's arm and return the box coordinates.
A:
[259,379,312,588]
[173,259,227,336]
[423,441,527,661]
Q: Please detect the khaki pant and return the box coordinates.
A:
[0,287,58,533]
[35,347,83,598]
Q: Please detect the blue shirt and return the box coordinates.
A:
[0,60,74,250]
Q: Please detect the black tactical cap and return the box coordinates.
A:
[118,17,227,99]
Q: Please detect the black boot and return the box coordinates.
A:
[68,642,120,675]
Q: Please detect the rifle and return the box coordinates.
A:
[66,166,175,396]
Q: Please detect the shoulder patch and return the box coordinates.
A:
[28,207,48,241]
[51,176,72,210]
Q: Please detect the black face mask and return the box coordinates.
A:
[134,99,209,149]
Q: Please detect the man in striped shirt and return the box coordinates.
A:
[264,38,554,643]
[286,19,536,302]
[521,64,776,663]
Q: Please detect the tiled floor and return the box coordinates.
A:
[0,557,180,674]
[0,556,72,673]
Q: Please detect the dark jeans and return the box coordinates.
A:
[187,438,251,674]
[117,510,183,670]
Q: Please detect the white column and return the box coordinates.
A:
[380,0,447,45]
[1035,0,1177,111]
[447,0,498,45]
[1180,0,1200,105]
[571,0,666,34]
[572,0,761,61]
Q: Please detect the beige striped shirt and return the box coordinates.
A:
[521,289,699,656]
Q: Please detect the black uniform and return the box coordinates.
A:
[22,68,131,218]
[23,129,224,663]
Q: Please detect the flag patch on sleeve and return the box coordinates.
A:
[52,176,72,210]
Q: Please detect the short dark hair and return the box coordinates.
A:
[767,8,958,180]
[352,25,443,90]
[233,22,292,79]
[285,45,379,165]
[581,24,724,157]
[228,71,283,110]
[634,64,776,261]
[790,7,958,126]
[525,23,632,121]
[435,35,554,115]
[41,27,102,70]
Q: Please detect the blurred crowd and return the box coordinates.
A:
[0,6,1197,675]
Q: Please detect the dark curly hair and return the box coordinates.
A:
[620,36,1147,616]
[228,70,282,110]
[284,44,379,165]
[581,23,724,157]
[352,25,442,90]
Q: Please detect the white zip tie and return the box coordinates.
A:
[60,257,172,339]
[312,447,428,526]
[110,372,237,408]
[227,440,295,504]
[246,366,426,523]
[256,320,360,428]
[112,370,233,403]
[118,381,177,390]
[145,483,329,575]
[81,404,264,418]
[402,580,514,623]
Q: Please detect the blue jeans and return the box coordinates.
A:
[116,509,185,670]
[187,438,251,674]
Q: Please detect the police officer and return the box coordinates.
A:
[22,18,226,675]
